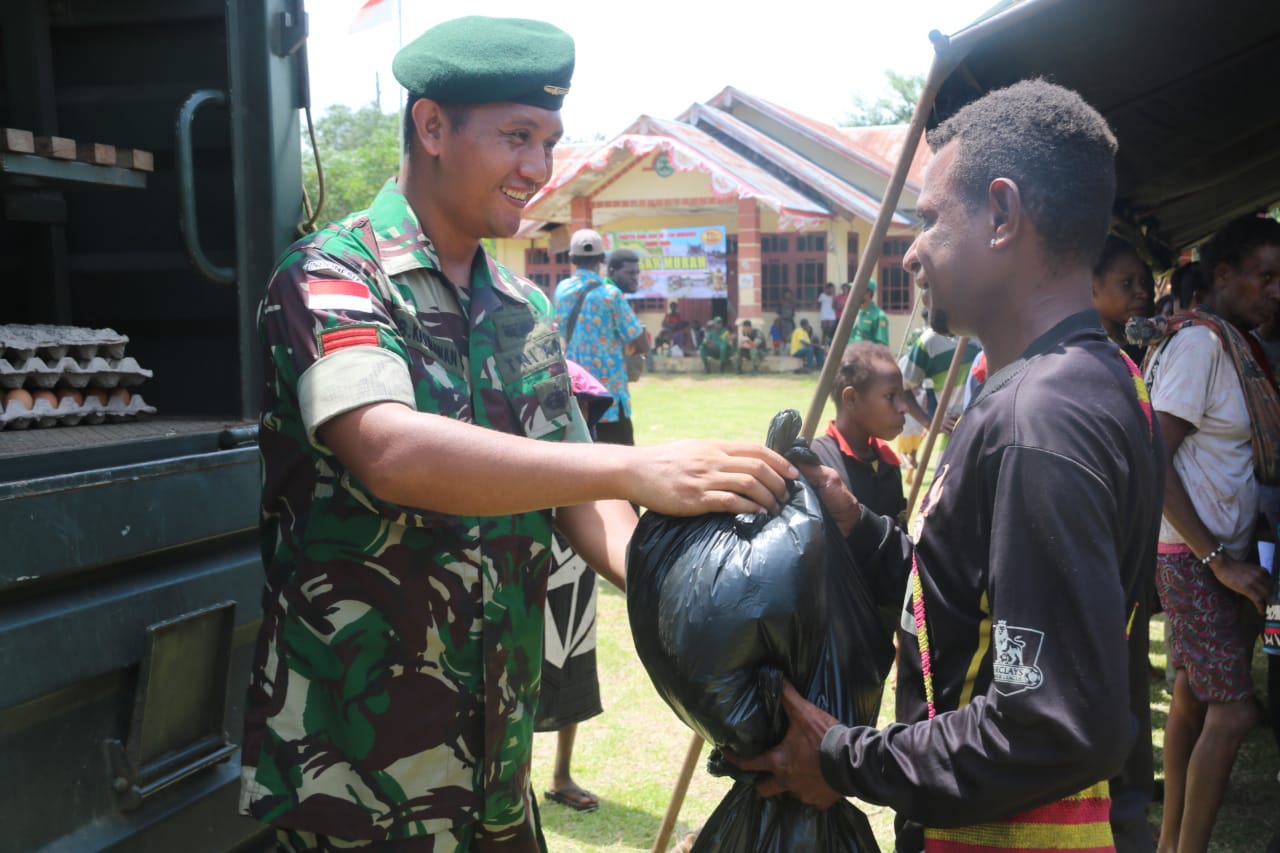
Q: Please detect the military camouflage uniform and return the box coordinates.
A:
[241,179,590,848]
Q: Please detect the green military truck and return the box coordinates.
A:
[1,1,307,849]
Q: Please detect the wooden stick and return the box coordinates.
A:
[905,335,970,517]
[651,733,703,853]
[76,141,116,165]
[1,128,35,154]
[116,148,155,172]
[35,135,75,160]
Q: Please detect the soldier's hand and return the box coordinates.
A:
[626,441,796,516]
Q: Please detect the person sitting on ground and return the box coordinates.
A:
[790,318,823,372]
[700,316,733,373]
[1092,234,1153,363]
[809,342,910,527]
[662,300,685,335]
[736,319,765,374]
[1146,212,1280,853]
[671,321,694,355]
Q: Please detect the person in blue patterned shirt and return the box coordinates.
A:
[555,242,649,446]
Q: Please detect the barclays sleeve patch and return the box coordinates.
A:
[992,620,1045,696]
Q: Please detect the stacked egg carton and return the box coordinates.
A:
[0,325,156,430]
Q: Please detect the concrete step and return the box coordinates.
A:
[646,353,807,374]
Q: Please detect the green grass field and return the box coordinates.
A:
[531,373,1277,852]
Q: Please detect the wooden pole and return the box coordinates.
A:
[799,42,956,441]
[905,335,969,517]
[650,733,704,853]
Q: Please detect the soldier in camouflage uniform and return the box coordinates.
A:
[240,16,795,853]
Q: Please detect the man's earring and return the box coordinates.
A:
[990,238,998,249]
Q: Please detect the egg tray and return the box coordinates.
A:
[0,324,129,362]
[0,393,156,430]
[0,355,153,390]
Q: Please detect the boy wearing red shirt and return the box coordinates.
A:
[809,342,910,527]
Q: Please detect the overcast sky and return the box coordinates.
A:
[306,0,999,140]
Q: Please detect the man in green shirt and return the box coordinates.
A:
[700,315,733,373]
[241,16,795,852]
[735,319,765,374]
[851,279,890,346]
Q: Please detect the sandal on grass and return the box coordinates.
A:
[544,785,599,812]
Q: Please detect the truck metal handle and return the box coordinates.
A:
[176,89,236,284]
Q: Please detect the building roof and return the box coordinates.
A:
[839,124,932,191]
[519,116,831,232]
[519,86,928,234]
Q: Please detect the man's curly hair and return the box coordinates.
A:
[1199,213,1280,278]
[928,79,1117,268]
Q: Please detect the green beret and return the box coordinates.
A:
[393,16,574,111]
[866,278,877,293]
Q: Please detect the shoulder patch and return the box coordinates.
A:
[303,258,356,277]
[319,324,380,356]
[308,279,373,314]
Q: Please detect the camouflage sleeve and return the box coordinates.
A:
[262,248,413,449]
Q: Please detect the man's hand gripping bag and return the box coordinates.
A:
[627,410,893,851]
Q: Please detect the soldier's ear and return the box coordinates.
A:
[412,98,447,157]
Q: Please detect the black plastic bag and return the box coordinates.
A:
[627,410,893,851]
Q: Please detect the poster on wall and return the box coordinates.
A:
[606,226,728,300]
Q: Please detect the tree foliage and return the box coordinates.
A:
[301,103,400,228]
[840,71,925,127]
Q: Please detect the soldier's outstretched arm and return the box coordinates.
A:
[318,401,796,518]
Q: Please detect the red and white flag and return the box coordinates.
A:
[307,279,374,313]
[349,0,393,34]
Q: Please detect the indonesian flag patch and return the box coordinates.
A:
[320,325,380,356]
[307,279,374,314]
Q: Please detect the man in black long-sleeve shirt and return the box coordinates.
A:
[730,79,1163,853]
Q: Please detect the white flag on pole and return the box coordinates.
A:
[349,0,393,34]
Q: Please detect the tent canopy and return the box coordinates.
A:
[929,0,1280,269]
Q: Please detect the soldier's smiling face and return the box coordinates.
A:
[432,101,563,241]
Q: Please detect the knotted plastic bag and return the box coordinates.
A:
[627,410,893,852]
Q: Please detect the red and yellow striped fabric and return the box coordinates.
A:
[924,781,1114,852]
